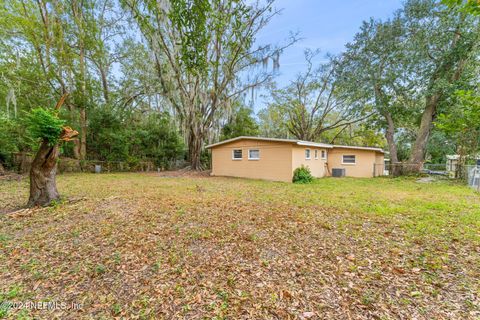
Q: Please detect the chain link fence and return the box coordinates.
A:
[373,163,449,178]
[373,162,480,190]
[62,159,156,173]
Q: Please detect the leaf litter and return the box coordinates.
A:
[0,173,479,319]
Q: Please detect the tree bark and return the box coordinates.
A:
[27,140,60,207]
[384,112,398,163]
[72,108,87,160]
[73,139,81,159]
[187,126,204,170]
[408,93,440,171]
[79,107,87,160]
[383,111,400,176]
[99,66,109,103]
[408,18,473,171]
[77,1,87,161]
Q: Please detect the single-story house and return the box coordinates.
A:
[206,136,385,182]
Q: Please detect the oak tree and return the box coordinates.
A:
[122,0,294,169]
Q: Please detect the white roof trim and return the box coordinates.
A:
[205,136,384,153]
[205,136,299,148]
[332,145,385,153]
[297,141,333,148]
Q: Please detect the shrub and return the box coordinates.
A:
[87,108,185,168]
[25,108,65,145]
[292,165,314,183]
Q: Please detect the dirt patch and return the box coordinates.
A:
[416,176,437,183]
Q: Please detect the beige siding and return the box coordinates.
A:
[210,139,293,182]
[327,148,384,178]
[292,146,328,178]
[209,137,384,181]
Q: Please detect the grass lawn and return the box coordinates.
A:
[0,173,479,319]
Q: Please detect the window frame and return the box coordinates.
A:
[321,150,327,160]
[232,149,243,160]
[314,150,318,159]
[342,155,356,165]
[248,149,260,160]
[305,149,311,160]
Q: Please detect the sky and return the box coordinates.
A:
[251,0,404,110]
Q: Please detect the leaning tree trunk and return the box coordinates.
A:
[27,140,61,207]
[408,93,440,172]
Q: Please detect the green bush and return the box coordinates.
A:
[292,165,314,183]
[25,108,65,145]
[87,108,185,168]
[0,113,38,168]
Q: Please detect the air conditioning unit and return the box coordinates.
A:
[332,168,346,177]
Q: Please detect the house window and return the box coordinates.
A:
[321,150,326,159]
[305,149,311,160]
[232,149,242,160]
[314,150,318,159]
[342,155,356,164]
[248,149,260,160]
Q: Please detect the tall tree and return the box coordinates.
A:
[122,0,294,169]
[338,16,417,164]
[339,0,480,170]
[268,51,371,142]
[3,0,123,160]
[404,0,480,169]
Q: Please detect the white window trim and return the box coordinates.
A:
[248,149,260,160]
[314,150,318,160]
[321,150,327,160]
[305,149,311,160]
[232,149,242,160]
[342,155,356,165]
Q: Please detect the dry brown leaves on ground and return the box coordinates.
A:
[0,173,479,319]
